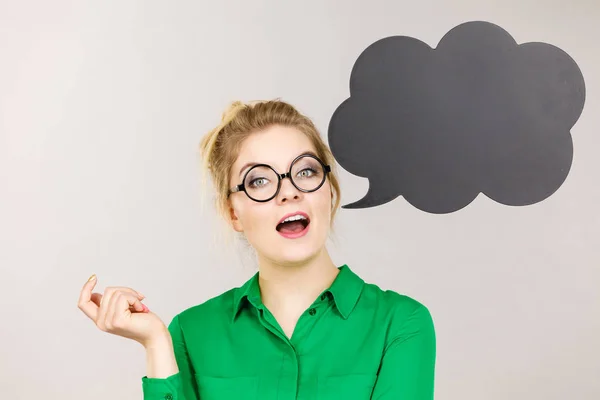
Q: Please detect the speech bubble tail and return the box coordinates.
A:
[342,184,400,209]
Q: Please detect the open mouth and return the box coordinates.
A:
[276,213,310,237]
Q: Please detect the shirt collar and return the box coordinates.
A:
[232,264,364,321]
[325,264,365,319]
[232,271,262,322]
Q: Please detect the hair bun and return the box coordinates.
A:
[221,101,246,123]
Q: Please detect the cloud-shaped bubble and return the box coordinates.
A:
[328,21,586,213]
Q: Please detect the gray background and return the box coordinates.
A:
[1,1,598,399]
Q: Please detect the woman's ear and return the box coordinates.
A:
[330,185,335,206]
[228,202,244,232]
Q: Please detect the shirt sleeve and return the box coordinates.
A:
[371,302,436,400]
[142,314,200,400]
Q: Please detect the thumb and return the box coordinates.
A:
[78,274,99,321]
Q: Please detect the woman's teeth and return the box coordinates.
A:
[276,215,310,232]
[282,215,307,223]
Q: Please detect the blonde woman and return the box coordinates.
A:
[78,100,436,399]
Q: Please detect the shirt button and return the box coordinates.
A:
[164,394,173,400]
[309,308,316,316]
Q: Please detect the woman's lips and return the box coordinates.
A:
[275,211,311,239]
[277,221,310,239]
[277,211,310,225]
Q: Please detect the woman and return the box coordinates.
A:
[77,100,436,399]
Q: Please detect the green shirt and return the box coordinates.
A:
[142,264,436,399]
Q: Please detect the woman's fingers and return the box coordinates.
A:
[97,286,145,328]
[102,286,145,300]
[90,292,102,307]
[96,287,115,331]
[78,274,99,321]
[125,293,145,313]
[78,276,149,333]
[105,292,145,332]
[104,290,120,330]
[90,288,141,308]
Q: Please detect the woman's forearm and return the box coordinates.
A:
[144,333,179,378]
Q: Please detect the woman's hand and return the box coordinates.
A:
[77,274,169,348]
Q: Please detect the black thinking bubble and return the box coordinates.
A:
[328,21,586,214]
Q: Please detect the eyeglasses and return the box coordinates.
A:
[228,153,331,202]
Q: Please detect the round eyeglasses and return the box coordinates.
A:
[228,154,331,202]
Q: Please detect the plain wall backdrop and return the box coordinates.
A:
[1,1,599,399]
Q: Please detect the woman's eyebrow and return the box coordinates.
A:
[302,150,319,158]
[238,162,257,178]
[238,150,319,177]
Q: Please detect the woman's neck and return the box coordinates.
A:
[256,248,339,315]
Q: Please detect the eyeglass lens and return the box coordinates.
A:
[243,156,326,201]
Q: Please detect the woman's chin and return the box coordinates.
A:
[254,228,328,267]
[272,243,326,267]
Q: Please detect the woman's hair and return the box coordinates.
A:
[198,99,342,229]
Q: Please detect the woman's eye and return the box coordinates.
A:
[249,178,269,187]
[297,168,316,178]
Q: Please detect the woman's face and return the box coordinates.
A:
[228,125,333,266]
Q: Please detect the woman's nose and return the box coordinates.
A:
[277,176,302,202]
